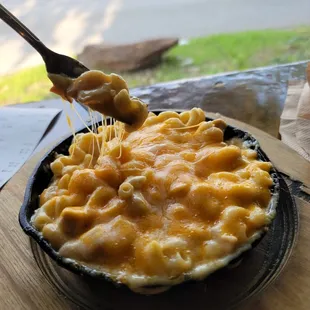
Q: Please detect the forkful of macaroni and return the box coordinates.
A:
[48,71,149,132]
[0,4,148,131]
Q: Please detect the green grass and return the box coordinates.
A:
[0,65,54,105]
[1,27,310,106]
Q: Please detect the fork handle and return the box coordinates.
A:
[0,3,50,58]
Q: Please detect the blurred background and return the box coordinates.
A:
[1,0,310,106]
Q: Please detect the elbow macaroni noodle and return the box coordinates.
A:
[32,108,274,292]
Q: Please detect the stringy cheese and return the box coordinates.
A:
[31,108,274,293]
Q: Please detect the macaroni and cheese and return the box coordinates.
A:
[32,108,274,293]
[48,70,148,131]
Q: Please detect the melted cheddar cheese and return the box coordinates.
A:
[32,108,274,293]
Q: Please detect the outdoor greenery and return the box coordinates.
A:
[1,27,310,106]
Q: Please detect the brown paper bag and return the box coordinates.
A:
[279,63,310,162]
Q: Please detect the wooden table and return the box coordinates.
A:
[1,61,310,309]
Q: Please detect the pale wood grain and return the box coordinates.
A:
[0,117,309,310]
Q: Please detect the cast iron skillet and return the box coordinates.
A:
[19,110,280,291]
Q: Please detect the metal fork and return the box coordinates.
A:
[0,3,89,79]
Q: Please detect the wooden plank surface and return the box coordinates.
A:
[0,114,309,310]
